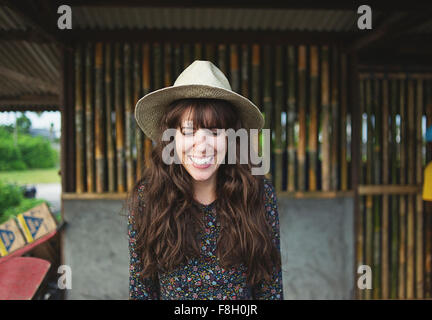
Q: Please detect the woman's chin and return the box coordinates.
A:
[187,166,216,182]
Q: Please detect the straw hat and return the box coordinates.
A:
[134,60,264,142]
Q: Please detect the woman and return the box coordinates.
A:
[128,60,283,300]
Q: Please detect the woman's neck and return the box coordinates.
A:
[193,175,217,205]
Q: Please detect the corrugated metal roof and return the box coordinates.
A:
[72,8,360,32]
[0,6,30,31]
[0,41,60,98]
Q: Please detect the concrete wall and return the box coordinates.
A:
[63,199,129,300]
[278,197,355,299]
[63,196,354,300]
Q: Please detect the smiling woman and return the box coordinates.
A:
[127,61,283,300]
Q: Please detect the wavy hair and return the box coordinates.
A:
[127,98,280,286]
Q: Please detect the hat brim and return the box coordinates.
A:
[135,85,264,142]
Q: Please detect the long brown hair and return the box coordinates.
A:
[127,98,280,286]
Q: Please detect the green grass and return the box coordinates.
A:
[0,168,60,184]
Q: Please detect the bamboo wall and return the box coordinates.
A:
[73,42,351,194]
[356,74,432,299]
[70,42,432,299]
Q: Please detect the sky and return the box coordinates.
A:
[0,111,61,138]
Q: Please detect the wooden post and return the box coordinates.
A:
[321,46,330,191]
[286,46,296,192]
[94,42,105,193]
[298,45,306,191]
[85,42,94,193]
[74,44,84,193]
[114,42,125,193]
[308,46,318,191]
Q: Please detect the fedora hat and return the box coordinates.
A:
[134,60,264,142]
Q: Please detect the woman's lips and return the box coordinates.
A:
[188,155,214,169]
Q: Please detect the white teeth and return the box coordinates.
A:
[189,156,213,165]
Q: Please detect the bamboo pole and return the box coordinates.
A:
[164,43,172,87]
[205,43,215,63]
[124,43,134,192]
[105,43,115,193]
[142,43,152,169]
[133,43,144,180]
[390,78,399,299]
[372,79,381,299]
[308,46,318,191]
[94,42,105,193]
[340,53,348,191]
[426,80,432,298]
[321,46,330,191]
[114,42,125,193]
[74,44,84,194]
[241,44,249,99]
[194,43,202,60]
[251,44,261,157]
[298,45,306,191]
[415,78,424,298]
[381,78,389,299]
[183,43,192,69]
[263,45,272,180]
[357,78,365,300]
[406,78,415,299]
[398,78,407,299]
[174,43,182,77]
[154,43,162,89]
[330,48,339,190]
[85,42,94,193]
[274,45,283,192]
[286,46,296,192]
[365,78,373,300]
[218,44,227,74]
[230,44,239,93]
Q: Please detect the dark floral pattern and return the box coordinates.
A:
[128,179,283,300]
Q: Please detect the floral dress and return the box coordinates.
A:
[128,179,283,300]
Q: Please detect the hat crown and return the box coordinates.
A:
[173,60,232,91]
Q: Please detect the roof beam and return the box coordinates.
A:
[61,0,432,11]
[0,65,59,94]
[0,94,60,110]
[62,29,356,45]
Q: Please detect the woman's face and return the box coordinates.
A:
[175,111,227,182]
